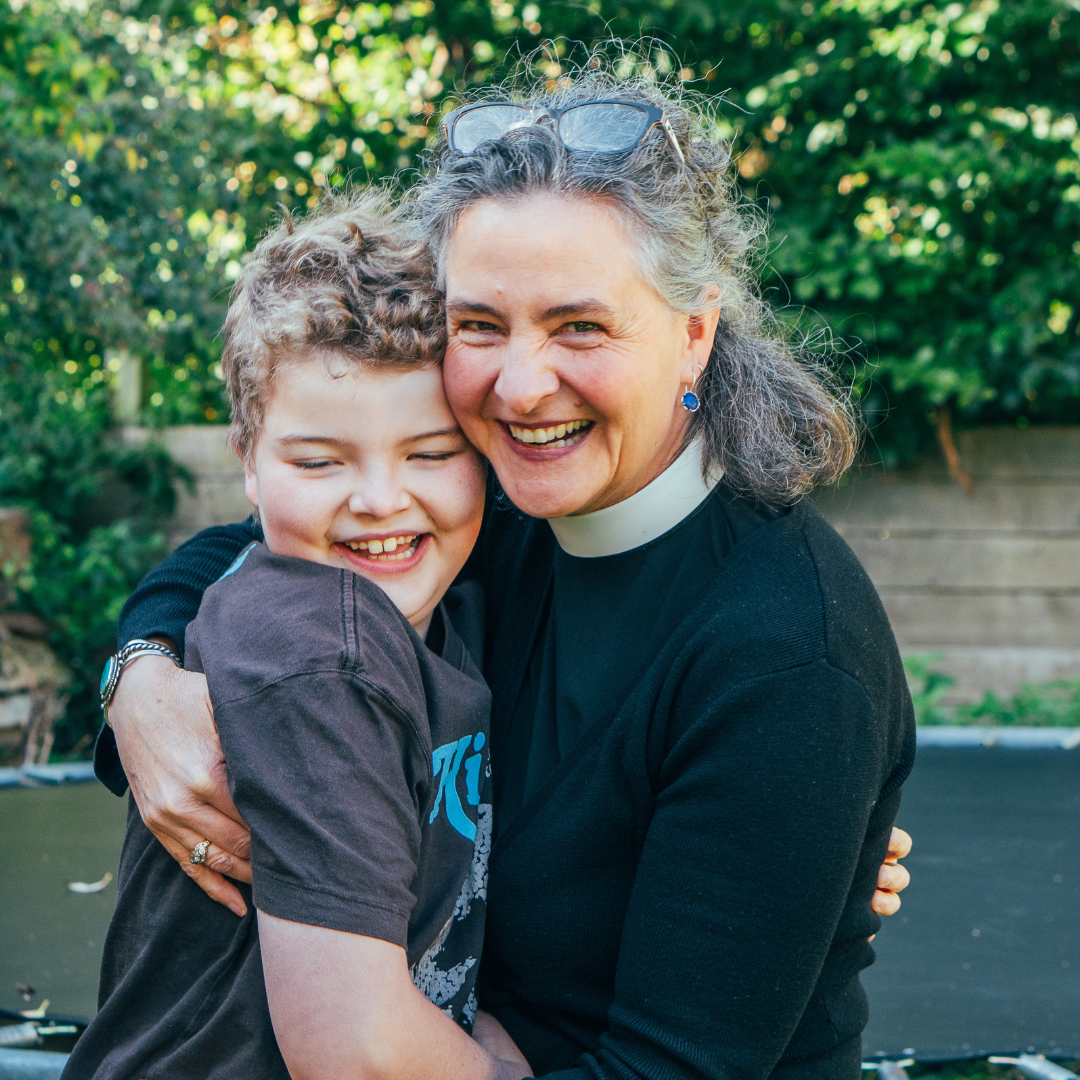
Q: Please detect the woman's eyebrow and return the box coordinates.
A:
[542,300,615,321]
[447,298,615,321]
[447,299,504,320]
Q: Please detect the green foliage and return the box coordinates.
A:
[2,0,1079,751]
[904,654,1080,725]
[0,361,185,751]
[955,679,1080,725]
[713,0,1080,464]
[903,652,958,725]
[4,0,1078,444]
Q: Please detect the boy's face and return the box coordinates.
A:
[244,356,486,638]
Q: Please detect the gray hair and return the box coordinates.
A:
[409,56,855,505]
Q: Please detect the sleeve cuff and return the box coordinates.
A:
[93,723,129,797]
[117,616,191,657]
[253,868,411,948]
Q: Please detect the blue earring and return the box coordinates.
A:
[681,367,703,412]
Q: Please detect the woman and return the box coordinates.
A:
[99,63,914,1080]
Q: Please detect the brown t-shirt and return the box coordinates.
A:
[64,544,492,1080]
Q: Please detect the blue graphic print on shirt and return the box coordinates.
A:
[430,732,486,840]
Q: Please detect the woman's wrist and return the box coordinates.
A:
[106,645,181,736]
[100,638,182,724]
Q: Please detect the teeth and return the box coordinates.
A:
[343,535,418,558]
[508,419,590,446]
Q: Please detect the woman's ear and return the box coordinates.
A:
[680,286,721,386]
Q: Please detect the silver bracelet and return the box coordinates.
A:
[100,639,183,723]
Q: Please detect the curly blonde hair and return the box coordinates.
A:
[222,188,445,461]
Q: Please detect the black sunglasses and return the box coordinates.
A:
[442,100,686,165]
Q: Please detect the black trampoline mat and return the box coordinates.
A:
[862,747,1080,1060]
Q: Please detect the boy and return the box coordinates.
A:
[64,193,528,1080]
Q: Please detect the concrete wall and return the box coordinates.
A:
[152,426,251,551]
[814,427,1080,702]
[159,424,1080,701]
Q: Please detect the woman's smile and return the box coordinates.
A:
[504,419,594,451]
[505,419,593,447]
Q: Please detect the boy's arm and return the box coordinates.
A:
[260,915,531,1080]
[219,660,527,1080]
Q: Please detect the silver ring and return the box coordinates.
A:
[190,840,210,865]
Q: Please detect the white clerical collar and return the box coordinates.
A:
[548,440,721,558]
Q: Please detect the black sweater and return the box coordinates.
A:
[100,490,915,1080]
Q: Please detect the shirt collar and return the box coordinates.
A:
[547,440,721,559]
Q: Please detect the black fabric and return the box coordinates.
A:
[861,747,1080,1061]
[471,492,915,1080]
[503,485,777,824]
[67,545,491,1080]
[107,485,915,1080]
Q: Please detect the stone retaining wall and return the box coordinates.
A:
[157,424,1080,702]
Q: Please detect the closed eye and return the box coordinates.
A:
[410,450,462,462]
[292,459,337,470]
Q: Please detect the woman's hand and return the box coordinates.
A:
[108,652,253,917]
[871,827,912,917]
[473,1011,534,1078]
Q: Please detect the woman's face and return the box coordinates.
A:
[442,194,720,519]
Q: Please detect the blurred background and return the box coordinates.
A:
[1,0,1077,756]
[1,0,1079,1072]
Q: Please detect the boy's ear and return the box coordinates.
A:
[240,454,260,512]
[243,466,259,512]
[230,435,259,511]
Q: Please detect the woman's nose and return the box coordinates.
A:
[493,341,561,416]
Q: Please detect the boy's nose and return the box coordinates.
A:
[347,474,411,520]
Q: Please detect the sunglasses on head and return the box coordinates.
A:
[441,100,687,166]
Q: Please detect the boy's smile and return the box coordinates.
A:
[339,532,426,567]
[243,357,486,638]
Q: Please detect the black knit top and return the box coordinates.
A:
[99,483,915,1080]
[500,485,779,829]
